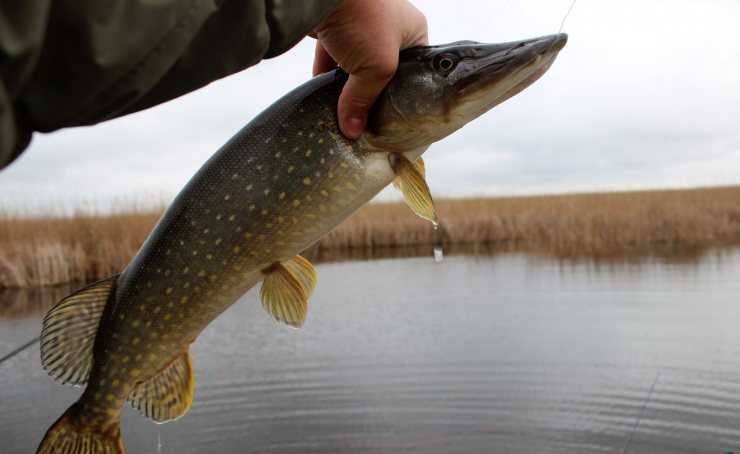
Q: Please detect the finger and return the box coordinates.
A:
[337,60,397,139]
[313,41,337,76]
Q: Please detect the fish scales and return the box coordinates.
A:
[36,34,567,453]
[80,70,392,423]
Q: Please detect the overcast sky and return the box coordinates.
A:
[1,0,739,212]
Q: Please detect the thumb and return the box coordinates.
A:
[337,62,396,139]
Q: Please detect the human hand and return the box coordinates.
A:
[312,0,428,139]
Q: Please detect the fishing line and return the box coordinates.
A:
[559,0,578,33]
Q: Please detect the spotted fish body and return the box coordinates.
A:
[81,70,395,420]
[37,34,567,453]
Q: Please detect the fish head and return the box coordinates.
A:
[366,34,568,151]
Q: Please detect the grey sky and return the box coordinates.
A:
[1,0,739,212]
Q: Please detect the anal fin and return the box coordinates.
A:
[128,351,195,423]
[40,274,119,386]
[260,255,317,328]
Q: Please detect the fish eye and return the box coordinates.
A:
[434,54,458,74]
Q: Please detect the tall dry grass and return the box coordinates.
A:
[0,186,739,288]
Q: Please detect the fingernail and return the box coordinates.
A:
[345,116,365,138]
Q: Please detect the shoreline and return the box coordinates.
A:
[1,185,739,289]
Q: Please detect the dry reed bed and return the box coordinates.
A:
[1,186,739,288]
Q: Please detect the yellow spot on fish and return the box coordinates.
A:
[122,356,130,364]
[182,266,190,274]
[232,173,239,179]
[233,246,241,253]
[192,250,198,255]
[203,228,210,234]
[164,314,172,321]
[318,138,324,144]
[293,200,301,207]
[216,214,223,220]
[303,177,312,185]
[279,192,286,200]
[274,151,282,158]
[246,184,253,191]
[244,232,253,239]
[249,205,256,211]
[198,270,206,277]
[321,190,329,197]
[264,189,270,195]
[153,307,160,314]
[214,238,222,246]
[131,320,140,328]
[288,165,295,173]
[180,296,189,304]
[305,149,313,157]
[206,254,213,260]
[105,394,115,402]
[165,287,173,294]
[112,379,120,387]
[132,337,140,345]
[261,209,268,215]
[224,194,231,201]
[228,214,236,221]
[183,282,190,289]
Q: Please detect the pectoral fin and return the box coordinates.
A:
[392,155,437,224]
[260,255,317,327]
[393,156,425,190]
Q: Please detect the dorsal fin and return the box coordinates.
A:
[260,255,317,328]
[40,274,119,386]
[128,351,195,423]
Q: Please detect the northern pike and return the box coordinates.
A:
[37,33,567,453]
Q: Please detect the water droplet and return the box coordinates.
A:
[433,245,444,263]
[433,223,444,262]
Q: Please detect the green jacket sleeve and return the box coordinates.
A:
[0,0,341,169]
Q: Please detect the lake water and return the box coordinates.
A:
[1,249,740,453]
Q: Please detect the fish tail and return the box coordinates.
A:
[36,402,124,454]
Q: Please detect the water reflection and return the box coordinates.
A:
[1,249,740,453]
[0,284,74,320]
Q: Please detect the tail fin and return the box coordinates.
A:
[36,403,123,454]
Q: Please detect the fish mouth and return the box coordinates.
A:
[437,34,566,121]
[455,33,567,97]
